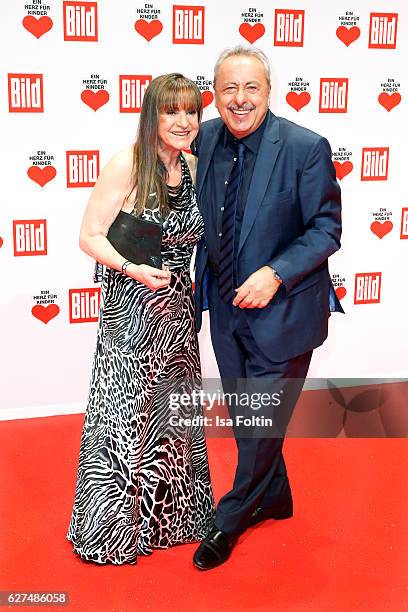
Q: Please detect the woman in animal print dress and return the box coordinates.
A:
[66,74,215,565]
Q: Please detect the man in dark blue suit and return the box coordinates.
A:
[192,46,343,570]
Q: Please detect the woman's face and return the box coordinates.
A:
[157,107,199,153]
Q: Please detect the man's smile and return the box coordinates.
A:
[230,109,251,116]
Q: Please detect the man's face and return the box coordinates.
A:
[214,55,270,139]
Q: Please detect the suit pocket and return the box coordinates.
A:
[261,188,293,207]
[287,276,320,297]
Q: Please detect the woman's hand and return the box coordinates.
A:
[126,263,171,292]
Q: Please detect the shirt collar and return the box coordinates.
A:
[223,112,268,153]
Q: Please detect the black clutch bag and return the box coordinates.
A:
[107,210,162,269]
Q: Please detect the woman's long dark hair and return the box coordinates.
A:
[127,73,202,216]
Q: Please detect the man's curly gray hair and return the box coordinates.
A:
[213,46,271,87]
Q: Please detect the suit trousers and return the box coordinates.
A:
[207,269,313,535]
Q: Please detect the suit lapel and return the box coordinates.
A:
[238,112,281,255]
[197,121,223,200]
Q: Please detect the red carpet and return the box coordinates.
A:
[0,415,407,611]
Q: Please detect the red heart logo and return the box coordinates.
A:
[286,91,311,112]
[378,92,401,112]
[27,165,57,187]
[81,89,110,111]
[22,15,53,39]
[335,286,347,301]
[336,26,360,46]
[370,220,393,239]
[239,23,265,44]
[201,91,214,108]
[31,304,60,324]
[333,161,353,181]
[0,236,3,248]
[134,19,163,41]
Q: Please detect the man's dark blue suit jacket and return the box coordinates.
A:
[193,110,343,362]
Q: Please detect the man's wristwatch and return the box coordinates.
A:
[269,266,283,285]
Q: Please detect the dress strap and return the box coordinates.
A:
[182,153,197,185]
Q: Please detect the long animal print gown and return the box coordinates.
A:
[66,154,215,564]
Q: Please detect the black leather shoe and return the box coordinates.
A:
[248,498,293,527]
[193,528,239,570]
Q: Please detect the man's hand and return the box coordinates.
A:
[233,266,282,308]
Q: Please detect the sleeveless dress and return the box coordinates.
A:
[66,154,215,564]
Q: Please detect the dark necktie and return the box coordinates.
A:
[218,142,246,303]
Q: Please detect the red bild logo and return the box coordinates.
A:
[69,288,100,323]
[319,78,348,113]
[13,220,47,256]
[354,273,382,304]
[369,13,398,49]
[274,9,304,46]
[63,1,98,41]
[119,75,152,112]
[361,147,389,181]
[400,208,408,239]
[66,150,99,187]
[172,5,205,44]
[8,74,43,112]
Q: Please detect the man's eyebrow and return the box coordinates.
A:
[220,80,261,87]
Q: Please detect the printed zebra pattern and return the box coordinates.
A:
[66,155,215,564]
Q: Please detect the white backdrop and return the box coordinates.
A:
[1,0,407,420]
